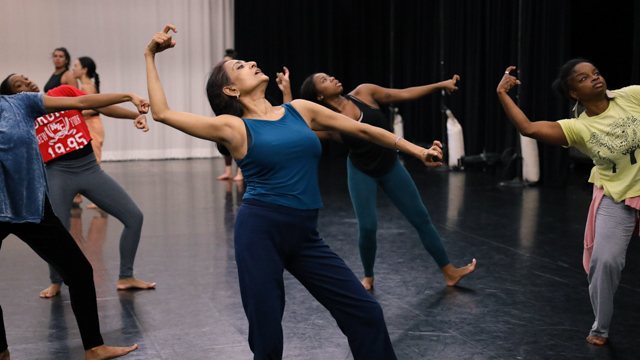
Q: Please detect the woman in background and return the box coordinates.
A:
[44,47,78,93]
[216,48,244,181]
[282,71,476,290]
[72,56,105,210]
[73,57,105,165]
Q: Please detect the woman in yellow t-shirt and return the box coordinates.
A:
[496,59,640,346]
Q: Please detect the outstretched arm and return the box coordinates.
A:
[353,74,460,106]
[43,93,149,114]
[497,66,568,146]
[95,106,150,132]
[144,25,244,150]
[293,99,442,167]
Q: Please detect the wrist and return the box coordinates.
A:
[144,51,156,58]
[413,146,427,159]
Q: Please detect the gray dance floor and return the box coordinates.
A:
[1,156,638,359]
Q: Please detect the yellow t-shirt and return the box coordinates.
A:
[558,86,640,202]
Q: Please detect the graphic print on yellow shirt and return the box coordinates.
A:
[558,86,640,202]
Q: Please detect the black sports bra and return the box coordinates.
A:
[216,120,253,156]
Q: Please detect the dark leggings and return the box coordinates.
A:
[235,199,396,360]
[46,153,144,284]
[0,197,104,352]
[347,158,450,277]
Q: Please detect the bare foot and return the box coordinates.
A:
[74,194,83,204]
[117,277,156,290]
[361,276,374,290]
[0,349,9,360]
[85,344,138,360]
[40,284,62,298]
[233,169,244,181]
[87,204,99,210]
[217,166,233,180]
[587,335,607,345]
[442,259,476,286]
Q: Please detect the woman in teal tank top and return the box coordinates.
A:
[144,25,443,360]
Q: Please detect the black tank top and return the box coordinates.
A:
[340,95,398,177]
[44,70,68,94]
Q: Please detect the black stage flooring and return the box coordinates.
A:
[1,156,638,359]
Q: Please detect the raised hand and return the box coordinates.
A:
[131,94,150,113]
[134,114,149,132]
[145,24,178,55]
[276,67,291,93]
[442,74,460,95]
[497,66,521,94]
[422,140,444,167]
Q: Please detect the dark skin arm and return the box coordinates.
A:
[496,66,568,146]
[352,75,460,108]
[43,93,149,114]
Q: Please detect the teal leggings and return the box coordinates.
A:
[347,158,450,277]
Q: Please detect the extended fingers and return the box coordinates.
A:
[504,66,516,75]
[163,24,178,34]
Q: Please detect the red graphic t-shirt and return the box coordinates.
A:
[35,86,93,162]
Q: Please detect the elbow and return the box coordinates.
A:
[520,127,534,138]
[151,111,166,123]
[518,123,537,138]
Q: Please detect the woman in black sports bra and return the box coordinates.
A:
[297,71,476,290]
[43,47,78,94]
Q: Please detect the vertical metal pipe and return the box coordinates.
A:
[515,0,523,179]
[440,0,448,165]
[389,0,395,127]
[389,0,394,90]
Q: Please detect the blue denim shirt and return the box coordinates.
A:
[0,93,48,223]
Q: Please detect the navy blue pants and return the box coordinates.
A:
[235,199,397,360]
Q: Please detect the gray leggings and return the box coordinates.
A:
[46,152,144,284]
[588,195,636,337]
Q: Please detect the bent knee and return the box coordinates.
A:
[124,208,144,228]
[591,255,626,274]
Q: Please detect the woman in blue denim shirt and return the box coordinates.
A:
[0,76,148,360]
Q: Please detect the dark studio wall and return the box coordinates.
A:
[234,0,640,187]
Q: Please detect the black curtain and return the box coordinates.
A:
[234,0,391,108]
[235,0,639,187]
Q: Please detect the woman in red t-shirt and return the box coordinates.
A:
[3,74,157,298]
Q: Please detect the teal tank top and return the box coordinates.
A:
[236,103,323,209]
